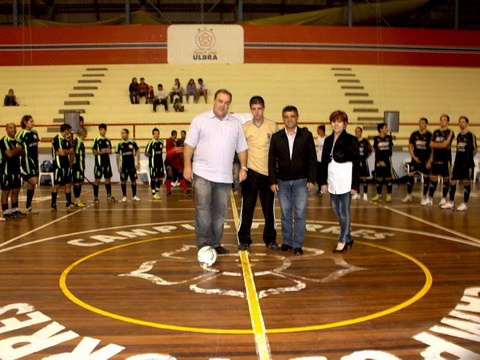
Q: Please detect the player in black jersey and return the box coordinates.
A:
[116,129,141,202]
[441,116,477,211]
[425,114,454,207]
[352,127,372,201]
[403,118,432,204]
[144,128,165,200]
[16,115,40,213]
[92,123,115,204]
[1,123,26,220]
[72,127,87,207]
[51,124,74,212]
[372,123,394,202]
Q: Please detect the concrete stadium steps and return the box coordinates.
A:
[1,63,479,152]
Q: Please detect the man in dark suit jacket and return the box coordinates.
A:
[268,105,317,255]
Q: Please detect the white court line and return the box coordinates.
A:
[0,205,93,248]
[383,205,480,244]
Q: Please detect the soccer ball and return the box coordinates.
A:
[197,245,217,267]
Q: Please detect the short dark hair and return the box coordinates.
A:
[152,127,159,134]
[440,114,450,122]
[377,123,387,132]
[282,105,298,117]
[459,116,469,124]
[171,130,177,136]
[356,126,363,133]
[60,123,72,132]
[99,123,107,130]
[214,89,232,101]
[181,130,186,135]
[122,128,129,134]
[249,96,265,107]
[329,110,348,124]
[157,84,163,88]
[317,124,326,132]
[420,117,429,124]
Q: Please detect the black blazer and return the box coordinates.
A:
[268,127,317,185]
[320,130,360,191]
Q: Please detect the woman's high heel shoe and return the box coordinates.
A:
[332,239,354,253]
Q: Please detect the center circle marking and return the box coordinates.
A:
[60,232,433,334]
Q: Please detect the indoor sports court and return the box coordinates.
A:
[1,1,480,359]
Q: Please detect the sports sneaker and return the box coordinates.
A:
[26,207,39,214]
[363,193,368,201]
[423,197,433,206]
[371,194,381,202]
[74,201,86,208]
[385,195,392,203]
[351,193,361,200]
[457,202,468,211]
[153,192,161,200]
[66,203,75,209]
[132,196,141,202]
[402,195,412,203]
[3,212,12,220]
[441,201,455,209]
[107,196,117,203]
[93,198,100,204]
[420,196,427,206]
[0,217,5,222]
[12,210,27,218]
[51,205,57,212]
[438,198,447,207]
[121,196,128,203]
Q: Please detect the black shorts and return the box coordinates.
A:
[375,160,393,179]
[72,165,84,183]
[359,159,370,178]
[1,171,21,190]
[54,166,72,186]
[408,161,430,176]
[94,163,113,179]
[431,161,451,178]
[21,158,39,179]
[451,165,473,181]
[120,168,138,182]
[150,166,165,179]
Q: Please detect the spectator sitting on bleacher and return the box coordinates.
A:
[129,78,139,104]
[195,78,208,104]
[185,79,196,104]
[137,77,149,104]
[153,84,168,112]
[169,78,183,103]
[173,97,184,112]
[4,89,19,106]
[147,85,155,104]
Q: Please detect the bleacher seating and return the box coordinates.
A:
[1,63,479,154]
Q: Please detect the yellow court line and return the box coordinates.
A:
[230,193,272,360]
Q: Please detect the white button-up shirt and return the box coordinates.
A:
[186,110,248,183]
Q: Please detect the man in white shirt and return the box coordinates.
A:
[184,89,248,254]
[153,84,168,112]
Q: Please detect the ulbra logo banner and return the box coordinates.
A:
[168,25,244,64]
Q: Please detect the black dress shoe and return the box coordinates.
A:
[266,242,280,251]
[280,244,293,252]
[293,247,303,256]
[238,243,250,251]
[215,246,230,254]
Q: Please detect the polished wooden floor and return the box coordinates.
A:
[1,181,480,359]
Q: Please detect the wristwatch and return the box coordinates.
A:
[241,167,248,171]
